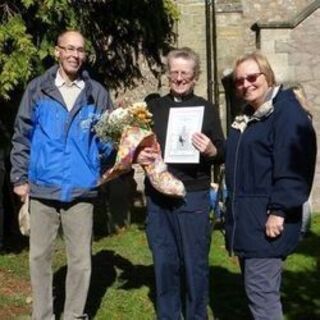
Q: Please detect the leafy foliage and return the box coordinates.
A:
[0,15,36,99]
[0,0,179,101]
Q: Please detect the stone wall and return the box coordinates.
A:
[111,0,320,209]
[175,0,320,209]
[256,6,320,209]
[289,8,320,209]
[175,0,208,98]
[110,55,162,105]
[111,0,316,105]
[215,0,314,76]
[173,0,315,123]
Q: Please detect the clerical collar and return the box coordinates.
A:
[170,91,194,102]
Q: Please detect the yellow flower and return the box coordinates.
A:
[95,101,153,147]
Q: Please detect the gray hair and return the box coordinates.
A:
[166,47,201,80]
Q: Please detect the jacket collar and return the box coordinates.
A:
[40,65,93,110]
[231,86,281,133]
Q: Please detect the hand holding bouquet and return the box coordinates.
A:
[95,102,186,197]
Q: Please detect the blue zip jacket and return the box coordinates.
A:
[225,88,316,258]
[11,65,114,202]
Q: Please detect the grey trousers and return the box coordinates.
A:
[239,257,283,320]
[30,198,93,320]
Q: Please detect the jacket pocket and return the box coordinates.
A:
[233,196,270,254]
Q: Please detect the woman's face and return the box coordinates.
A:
[234,59,270,109]
[168,57,197,97]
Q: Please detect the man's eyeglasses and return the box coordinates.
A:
[234,72,263,87]
[169,71,194,81]
[58,45,86,55]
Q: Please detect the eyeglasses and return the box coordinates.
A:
[58,45,86,55]
[169,71,194,81]
[234,72,263,87]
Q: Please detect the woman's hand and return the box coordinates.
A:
[192,132,217,157]
[265,214,284,238]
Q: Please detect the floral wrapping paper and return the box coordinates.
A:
[100,126,186,198]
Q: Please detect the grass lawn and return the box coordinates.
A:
[0,210,319,319]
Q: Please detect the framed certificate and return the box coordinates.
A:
[164,106,204,163]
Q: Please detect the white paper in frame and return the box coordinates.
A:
[164,106,204,164]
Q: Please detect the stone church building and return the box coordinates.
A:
[126,0,320,210]
[175,0,320,210]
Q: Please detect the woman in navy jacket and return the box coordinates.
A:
[225,52,316,319]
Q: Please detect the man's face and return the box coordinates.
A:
[168,57,196,96]
[54,31,86,80]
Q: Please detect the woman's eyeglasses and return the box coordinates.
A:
[234,72,263,87]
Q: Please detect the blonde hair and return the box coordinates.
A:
[166,47,201,80]
[233,51,276,87]
[291,84,313,118]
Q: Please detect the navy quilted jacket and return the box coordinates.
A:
[225,88,316,258]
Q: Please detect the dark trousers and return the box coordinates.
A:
[239,257,283,320]
[146,190,211,320]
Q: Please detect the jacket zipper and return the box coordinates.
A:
[230,131,243,256]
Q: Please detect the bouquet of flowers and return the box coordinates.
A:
[95,102,186,197]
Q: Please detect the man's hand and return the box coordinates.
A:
[13,183,29,202]
[192,132,217,157]
[265,214,284,238]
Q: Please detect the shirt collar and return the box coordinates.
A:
[55,70,85,89]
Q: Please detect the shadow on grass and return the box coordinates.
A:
[209,231,320,320]
[51,220,320,319]
[294,229,320,258]
[52,249,155,319]
[209,266,320,320]
[282,231,320,320]
[51,252,320,320]
[87,249,155,319]
[282,269,320,320]
[209,266,250,320]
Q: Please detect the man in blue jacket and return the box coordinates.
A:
[11,30,113,320]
